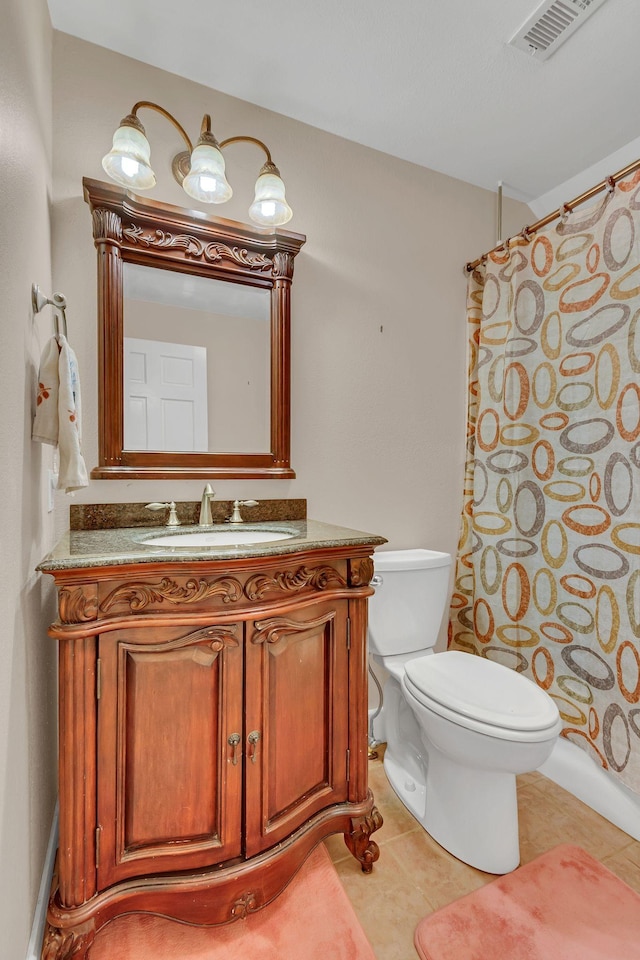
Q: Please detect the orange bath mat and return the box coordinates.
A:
[88,843,375,960]
[414,844,640,960]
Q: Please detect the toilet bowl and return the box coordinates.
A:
[369,549,561,874]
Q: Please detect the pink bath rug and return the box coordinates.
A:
[415,843,640,960]
[88,843,375,960]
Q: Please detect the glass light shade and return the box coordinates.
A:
[249,172,293,226]
[182,143,232,203]
[101,124,156,189]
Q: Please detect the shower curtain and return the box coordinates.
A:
[449,171,640,794]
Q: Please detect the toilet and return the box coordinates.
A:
[368,548,561,874]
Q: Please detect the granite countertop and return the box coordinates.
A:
[38,520,387,572]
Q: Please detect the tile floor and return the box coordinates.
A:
[324,747,640,960]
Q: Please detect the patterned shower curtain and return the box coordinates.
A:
[449,171,640,794]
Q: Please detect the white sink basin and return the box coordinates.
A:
[143,528,296,547]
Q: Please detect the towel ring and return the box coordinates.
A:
[32,283,68,339]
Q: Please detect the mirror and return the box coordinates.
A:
[83,178,305,479]
[123,265,271,453]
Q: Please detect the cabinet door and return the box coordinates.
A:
[96,623,243,888]
[244,600,350,857]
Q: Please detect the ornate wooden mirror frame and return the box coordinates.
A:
[83,177,306,480]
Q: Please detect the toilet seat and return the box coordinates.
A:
[403,651,560,742]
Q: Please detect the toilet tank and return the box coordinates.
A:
[368,549,452,657]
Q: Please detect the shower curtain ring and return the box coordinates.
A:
[464,253,488,275]
[521,225,533,242]
[606,175,616,196]
[559,203,570,226]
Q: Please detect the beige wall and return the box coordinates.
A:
[52,31,529,569]
[1,0,58,955]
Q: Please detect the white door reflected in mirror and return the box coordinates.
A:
[124,338,209,451]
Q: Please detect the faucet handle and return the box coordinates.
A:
[229,499,259,523]
[145,501,180,526]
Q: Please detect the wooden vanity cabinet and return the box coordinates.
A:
[42,547,382,960]
[96,599,350,887]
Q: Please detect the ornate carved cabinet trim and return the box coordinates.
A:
[251,611,335,646]
[348,557,374,588]
[100,575,243,612]
[245,563,346,601]
[42,921,95,960]
[172,624,239,654]
[230,892,259,921]
[58,585,98,623]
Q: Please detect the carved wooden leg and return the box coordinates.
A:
[41,920,95,960]
[344,805,383,873]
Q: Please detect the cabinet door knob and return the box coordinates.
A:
[227,732,241,765]
[247,730,261,764]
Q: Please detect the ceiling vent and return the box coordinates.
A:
[509,0,609,60]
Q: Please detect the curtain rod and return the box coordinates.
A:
[465,155,640,273]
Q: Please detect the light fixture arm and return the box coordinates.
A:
[219,136,280,177]
[128,100,194,152]
[196,113,221,148]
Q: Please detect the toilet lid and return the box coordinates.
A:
[404,651,560,732]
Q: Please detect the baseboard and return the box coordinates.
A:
[539,739,640,842]
[26,800,58,960]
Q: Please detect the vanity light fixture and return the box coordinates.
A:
[101,101,293,226]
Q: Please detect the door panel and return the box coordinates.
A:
[244,601,349,856]
[97,624,243,887]
[267,627,328,814]
[123,648,219,849]
[124,337,208,451]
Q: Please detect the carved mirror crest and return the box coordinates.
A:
[83,178,305,479]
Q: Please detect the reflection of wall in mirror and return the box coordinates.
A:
[126,300,271,453]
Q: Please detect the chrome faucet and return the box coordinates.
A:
[228,499,259,523]
[199,484,217,525]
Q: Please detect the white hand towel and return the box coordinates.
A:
[32,337,60,445]
[33,335,88,493]
[57,336,88,492]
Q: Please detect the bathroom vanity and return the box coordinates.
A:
[38,518,385,959]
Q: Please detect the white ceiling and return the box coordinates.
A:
[48,0,640,208]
